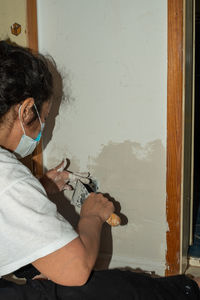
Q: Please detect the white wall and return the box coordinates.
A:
[37,0,167,275]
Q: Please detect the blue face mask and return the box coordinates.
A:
[14,104,45,158]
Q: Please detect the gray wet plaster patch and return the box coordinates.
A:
[49,139,167,274]
[87,139,167,273]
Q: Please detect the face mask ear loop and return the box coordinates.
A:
[18,105,26,135]
[34,103,42,129]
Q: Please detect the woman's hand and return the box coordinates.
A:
[40,160,70,195]
[40,160,90,195]
[80,193,115,224]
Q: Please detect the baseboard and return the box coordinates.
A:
[189,256,200,267]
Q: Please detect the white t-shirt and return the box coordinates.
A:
[0,147,78,277]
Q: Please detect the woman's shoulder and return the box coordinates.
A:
[0,147,33,187]
[0,147,48,208]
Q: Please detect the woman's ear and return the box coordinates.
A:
[19,98,35,125]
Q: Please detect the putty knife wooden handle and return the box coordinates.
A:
[71,180,121,226]
[106,213,121,226]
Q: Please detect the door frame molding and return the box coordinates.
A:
[166,0,184,275]
[27,0,43,178]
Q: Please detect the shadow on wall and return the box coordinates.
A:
[41,58,114,269]
[42,57,75,154]
[49,169,123,269]
[51,190,114,270]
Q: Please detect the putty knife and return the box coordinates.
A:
[71,180,121,226]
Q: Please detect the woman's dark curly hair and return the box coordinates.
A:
[0,40,53,122]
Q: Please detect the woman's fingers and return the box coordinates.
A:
[55,159,67,172]
[63,184,73,191]
[68,172,90,185]
[54,160,90,184]
[46,159,91,192]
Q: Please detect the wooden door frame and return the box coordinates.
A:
[27,0,43,178]
[28,0,186,275]
[166,0,185,276]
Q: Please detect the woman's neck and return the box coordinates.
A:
[0,110,22,152]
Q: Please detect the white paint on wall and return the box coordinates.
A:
[37,0,167,275]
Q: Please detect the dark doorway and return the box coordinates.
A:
[188,0,200,258]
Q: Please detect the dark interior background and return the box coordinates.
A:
[192,0,200,237]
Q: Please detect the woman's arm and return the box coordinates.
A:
[32,193,114,286]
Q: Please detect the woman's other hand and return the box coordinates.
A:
[40,159,90,195]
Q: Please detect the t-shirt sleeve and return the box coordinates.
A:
[0,174,78,276]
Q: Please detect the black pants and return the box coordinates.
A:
[0,270,199,300]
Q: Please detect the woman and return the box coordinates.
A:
[0,40,199,300]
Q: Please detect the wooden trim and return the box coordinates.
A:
[26,0,43,177]
[26,0,38,51]
[166,0,184,275]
